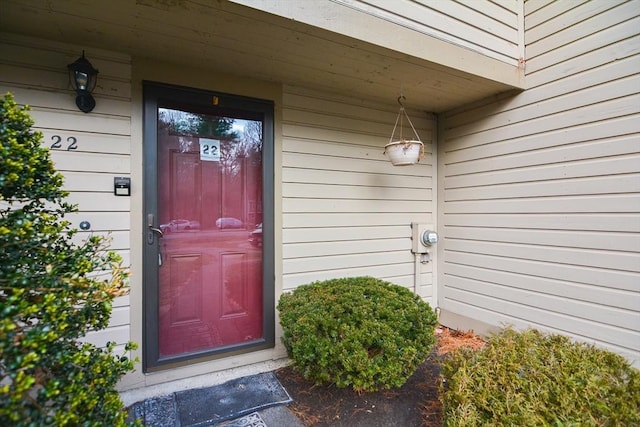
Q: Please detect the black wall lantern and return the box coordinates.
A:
[67,51,98,113]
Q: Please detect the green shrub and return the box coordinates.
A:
[0,93,138,425]
[441,328,640,426]
[278,276,437,392]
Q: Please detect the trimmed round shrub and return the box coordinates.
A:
[441,328,640,426]
[277,276,438,392]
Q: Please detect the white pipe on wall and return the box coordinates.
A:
[414,252,421,297]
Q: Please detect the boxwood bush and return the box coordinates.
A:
[441,328,640,426]
[278,276,437,392]
[0,93,137,425]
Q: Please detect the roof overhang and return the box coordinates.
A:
[0,0,524,112]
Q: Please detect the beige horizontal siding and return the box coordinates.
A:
[446,174,640,201]
[446,238,638,272]
[282,85,435,302]
[527,15,640,75]
[340,0,521,65]
[444,250,638,292]
[284,212,434,228]
[65,212,131,231]
[0,32,132,349]
[439,0,640,365]
[443,213,640,232]
[284,225,410,242]
[526,1,634,52]
[444,94,638,151]
[445,262,639,311]
[285,266,434,295]
[62,172,131,191]
[445,134,639,174]
[445,227,640,253]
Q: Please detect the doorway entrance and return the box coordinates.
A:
[143,82,274,370]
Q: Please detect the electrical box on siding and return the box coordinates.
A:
[411,223,438,254]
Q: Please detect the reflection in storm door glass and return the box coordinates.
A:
[157,108,263,358]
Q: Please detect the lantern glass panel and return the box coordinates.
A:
[75,72,89,90]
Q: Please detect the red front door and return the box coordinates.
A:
[143,84,273,368]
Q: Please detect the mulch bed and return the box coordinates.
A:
[275,326,484,427]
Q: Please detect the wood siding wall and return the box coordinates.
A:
[0,33,132,352]
[341,0,522,65]
[281,86,436,303]
[438,0,640,364]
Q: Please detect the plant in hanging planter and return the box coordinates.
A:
[384,96,424,166]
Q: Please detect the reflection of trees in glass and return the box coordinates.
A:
[220,120,263,227]
[220,120,262,177]
[245,120,263,151]
[158,108,262,177]
[158,109,264,229]
[159,109,238,139]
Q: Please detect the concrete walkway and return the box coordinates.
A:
[127,372,304,427]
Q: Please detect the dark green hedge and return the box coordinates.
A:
[278,276,437,391]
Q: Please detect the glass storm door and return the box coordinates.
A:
[143,83,274,370]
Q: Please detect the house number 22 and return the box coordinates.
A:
[50,135,78,151]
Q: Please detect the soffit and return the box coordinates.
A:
[0,0,521,112]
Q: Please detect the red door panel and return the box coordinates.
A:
[156,111,263,359]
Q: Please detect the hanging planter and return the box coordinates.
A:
[384,139,423,166]
[384,96,424,166]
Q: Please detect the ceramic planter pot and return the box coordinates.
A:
[384,139,423,166]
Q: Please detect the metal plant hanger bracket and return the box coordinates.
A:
[389,95,422,143]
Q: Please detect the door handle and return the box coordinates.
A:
[149,226,163,236]
[147,213,163,244]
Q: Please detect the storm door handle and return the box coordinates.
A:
[147,213,163,244]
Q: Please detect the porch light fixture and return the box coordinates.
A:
[67,51,98,113]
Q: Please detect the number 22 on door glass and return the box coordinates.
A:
[199,138,220,162]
